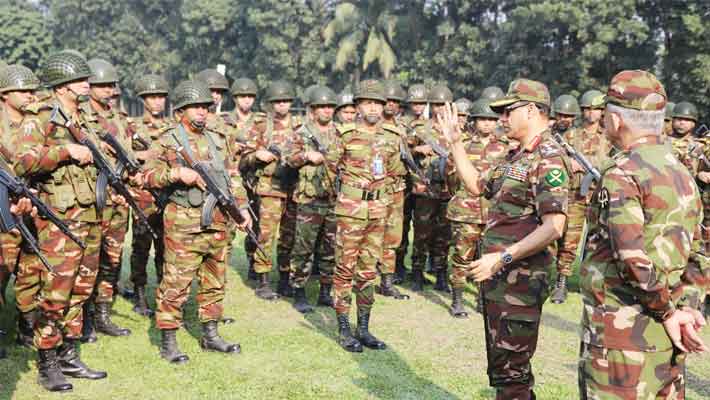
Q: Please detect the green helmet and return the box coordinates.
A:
[407,84,427,103]
[88,58,119,85]
[309,86,337,107]
[171,79,213,110]
[195,69,229,91]
[354,79,385,103]
[665,102,676,121]
[553,94,581,116]
[672,101,699,122]
[454,98,472,116]
[265,80,295,102]
[135,74,169,97]
[579,89,605,109]
[471,98,499,119]
[480,86,504,101]
[0,64,40,93]
[383,81,406,102]
[231,78,257,96]
[302,84,321,106]
[336,91,354,110]
[40,50,91,88]
[428,84,453,104]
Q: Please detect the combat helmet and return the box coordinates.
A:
[231,78,258,96]
[354,79,386,103]
[309,86,337,107]
[265,80,295,102]
[454,98,473,116]
[0,64,40,93]
[40,50,92,88]
[88,58,119,85]
[383,81,406,102]
[553,94,581,116]
[480,86,504,102]
[407,84,427,103]
[579,89,605,109]
[171,79,213,110]
[664,102,676,121]
[470,98,499,119]
[302,84,321,106]
[335,91,355,111]
[195,69,229,91]
[672,101,699,122]
[428,84,453,104]
[135,74,169,97]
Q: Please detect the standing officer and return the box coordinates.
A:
[578,70,709,399]
[443,79,570,399]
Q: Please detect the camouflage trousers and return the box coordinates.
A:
[289,202,336,289]
[395,191,414,269]
[243,187,259,267]
[130,210,165,287]
[95,205,129,303]
[485,300,542,400]
[411,196,451,272]
[34,218,101,350]
[703,208,710,254]
[156,223,229,330]
[1,230,21,308]
[448,221,483,292]
[253,196,296,274]
[578,342,686,400]
[278,197,297,272]
[381,190,405,274]
[333,215,385,315]
[557,199,586,277]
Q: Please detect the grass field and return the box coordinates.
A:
[1,234,710,400]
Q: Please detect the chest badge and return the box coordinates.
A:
[598,188,609,209]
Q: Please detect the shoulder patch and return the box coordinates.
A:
[544,168,567,187]
[597,187,610,209]
[538,140,562,158]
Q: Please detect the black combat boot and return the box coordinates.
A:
[277,271,293,298]
[94,302,131,336]
[80,303,97,343]
[160,329,189,364]
[377,274,409,299]
[37,348,73,392]
[336,313,362,353]
[317,283,334,307]
[255,273,279,300]
[199,321,240,354]
[0,347,5,359]
[412,269,424,292]
[355,308,387,350]
[293,287,314,314]
[434,269,450,293]
[475,294,484,314]
[393,255,407,284]
[704,296,710,318]
[247,256,257,281]
[450,287,469,319]
[16,309,37,348]
[551,275,568,304]
[57,339,107,379]
[132,285,154,317]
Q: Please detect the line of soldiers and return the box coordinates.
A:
[0,49,708,399]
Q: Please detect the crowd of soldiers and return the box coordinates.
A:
[0,48,708,400]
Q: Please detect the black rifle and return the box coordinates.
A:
[48,106,158,239]
[302,127,339,195]
[552,130,601,196]
[170,133,266,258]
[421,135,450,184]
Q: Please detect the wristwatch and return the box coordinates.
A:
[500,250,513,265]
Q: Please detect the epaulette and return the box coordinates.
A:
[252,111,267,122]
[537,139,563,158]
[205,126,229,139]
[409,118,426,129]
[156,125,176,144]
[219,112,237,127]
[381,122,405,137]
[23,100,53,115]
[336,123,357,135]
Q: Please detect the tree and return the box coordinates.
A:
[0,1,52,70]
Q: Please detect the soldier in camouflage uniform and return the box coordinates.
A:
[663,101,675,137]
[144,79,250,363]
[335,91,356,124]
[14,50,108,392]
[284,86,339,313]
[394,83,429,284]
[447,98,507,317]
[578,70,709,400]
[126,74,171,317]
[0,65,43,348]
[668,101,703,181]
[326,79,399,353]
[410,84,454,292]
[444,79,571,399]
[241,80,301,300]
[82,58,133,339]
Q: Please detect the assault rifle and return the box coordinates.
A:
[302,127,338,194]
[170,133,265,258]
[48,105,158,239]
[551,125,601,196]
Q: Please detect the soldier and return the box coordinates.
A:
[127,74,171,317]
[326,79,399,353]
[578,70,709,399]
[550,89,611,304]
[442,79,571,399]
[241,80,301,300]
[447,98,506,317]
[668,101,703,177]
[82,58,134,339]
[663,101,675,137]
[15,50,108,392]
[335,91,356,124]
[143,79,250,363]
[480,86,504,102]
[394,83,429,284]
[195,68,229,113]
[0,65,40,348]
[285,86,339,313]
[552,94,580,132]
[409,84,454,292]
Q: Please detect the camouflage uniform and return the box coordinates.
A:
[579,70,709,399]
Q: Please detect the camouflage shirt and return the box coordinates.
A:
[286,121,338,206]
[566,124,613,200]
[580,135,709,352]
[669,133,703,178]
[412,119,452,199]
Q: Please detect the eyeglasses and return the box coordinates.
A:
[502,101,530,116]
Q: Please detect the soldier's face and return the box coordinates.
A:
[357,100,384,125]
[338,105,357,123]
[90,83,115,105]
[475,117,497,136]
[183,104,209,128]
[499,102,530,137]
[583,107,602,124]
[431,103,446,118]
[557,114,576,126]
[210,90,223,105]
[312,105,334,124]
[603,107,622,145]
[64,80,90,100]
[235,95,255,112]
[384,100,401,117]
[672,118,696,135]
[3,90,35,111]
[271,100,292,117]
[143,94,166,114]
[410,103,426,116]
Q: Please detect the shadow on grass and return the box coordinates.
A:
[540,311,579,335]
[687,370,710,397]
[0,280,33,399]
[298,285,461,400]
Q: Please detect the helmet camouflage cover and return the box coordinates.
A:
[354,79,386,103]
[172,79,213,110]
[40,49,91,88]
[0,64,40,93]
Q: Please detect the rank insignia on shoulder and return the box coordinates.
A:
[506,165,528,182]
[539,142,562,158]
[545,168,566,187]
[598,187,609,209]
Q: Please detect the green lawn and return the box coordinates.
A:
[1,234,710,400]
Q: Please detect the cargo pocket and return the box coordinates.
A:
[496,313,541,353]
